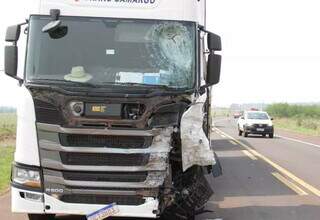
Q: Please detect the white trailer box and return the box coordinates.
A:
[39,0,205,25]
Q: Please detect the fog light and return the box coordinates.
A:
[24,192,43,202]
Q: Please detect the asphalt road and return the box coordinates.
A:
[1,118,320,220]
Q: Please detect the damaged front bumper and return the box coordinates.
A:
[12,187,159,218]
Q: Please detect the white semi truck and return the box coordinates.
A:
[4,0,222,219]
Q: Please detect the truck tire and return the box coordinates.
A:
[161,167,212,220]
[269,133,274,138]
[28,214,56,220]
[244,132,248,137]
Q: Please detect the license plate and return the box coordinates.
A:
[87,203,120,220]
[257,128,265,132]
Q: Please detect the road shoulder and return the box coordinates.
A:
[276,128,320,146]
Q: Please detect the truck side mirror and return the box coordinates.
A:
[206,32,222,86]
[5,45,18,78]
[4,24,23,82]
[208,32,222,51]
[5,25,21,42]
[207,54,221,86]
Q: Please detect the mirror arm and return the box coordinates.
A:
[198,25,209,33]
[199,84,210,95]
[12,76,23,86]
[19,21,28,26]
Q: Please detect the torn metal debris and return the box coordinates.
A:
[181,94,216,171]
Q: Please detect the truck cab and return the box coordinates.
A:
[4,0,222,219]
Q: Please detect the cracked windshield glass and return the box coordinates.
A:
[26,16,196,89]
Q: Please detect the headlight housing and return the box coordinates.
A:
[12,165,42,189]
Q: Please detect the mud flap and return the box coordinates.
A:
[212,152,223,178]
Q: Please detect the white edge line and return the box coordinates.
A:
[277,135,320,149]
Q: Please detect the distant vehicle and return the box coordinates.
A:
[233,112,242,119]
[237,111,274,138]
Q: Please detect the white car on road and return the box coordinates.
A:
[237,111,274,138]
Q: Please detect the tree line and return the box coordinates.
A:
[266,103,320,119]
[0,106,16,113]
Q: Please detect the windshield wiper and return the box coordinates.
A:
[109,82,186,91]
[30,79,98,88]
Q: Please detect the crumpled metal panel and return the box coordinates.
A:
[181,94,216,172]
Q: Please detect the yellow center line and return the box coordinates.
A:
[216,128,320,197]
[272,172,308,196]
[229,140,238,146]
[242,150,258,160]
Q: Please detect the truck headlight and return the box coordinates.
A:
[12,166,42,189]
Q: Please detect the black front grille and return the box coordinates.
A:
[59,134,151,149]
[62,171,148,182]
[252,124,268,128]
[34,99,63,124]
[60,152,150,166]
[60,194,145,205]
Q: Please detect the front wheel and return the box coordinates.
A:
[269,133,274,138]
[28,214,56,220]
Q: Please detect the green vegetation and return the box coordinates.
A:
[0,106,16,113]
[0,147,15,193]
[0,113,17,141]
[266,103,320,118]
[266,103,320,136]
[0,112,16,193]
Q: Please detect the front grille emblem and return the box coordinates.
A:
[70,102,84,116]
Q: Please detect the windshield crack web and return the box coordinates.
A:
[145,22,194,87]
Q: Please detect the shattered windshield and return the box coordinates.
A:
[26,16,196,89]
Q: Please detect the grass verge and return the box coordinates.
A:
[0,113,16,194]
[0,147,14,194]
[274,118,320,136]
[0,113,16,143]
